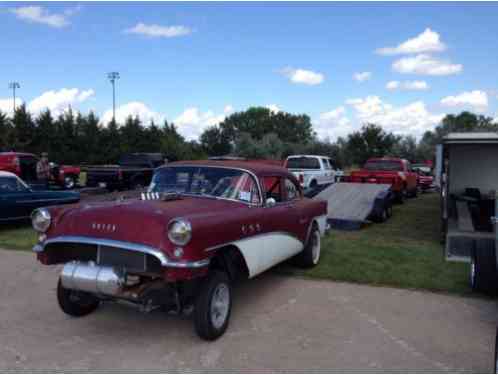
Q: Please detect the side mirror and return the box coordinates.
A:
[265,197,276,207]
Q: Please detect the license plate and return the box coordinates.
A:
[99,182,107,188]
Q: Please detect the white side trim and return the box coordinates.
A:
[234,232,303,278]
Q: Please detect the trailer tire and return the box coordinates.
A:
[470,241,498,295]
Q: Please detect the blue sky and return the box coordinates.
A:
[1,2,497,140]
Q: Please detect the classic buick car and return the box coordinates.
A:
[0,171,80,221]
[32,160,328,340]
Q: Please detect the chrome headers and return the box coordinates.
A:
[61,261,125,296]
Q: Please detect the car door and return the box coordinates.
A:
[260,176,304,268]
[0,176,36,220]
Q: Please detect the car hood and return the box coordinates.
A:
[50,196,244,250]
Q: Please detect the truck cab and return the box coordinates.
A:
[284,155,336,189]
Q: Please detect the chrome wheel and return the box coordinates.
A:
[210,283,230,330]
[311,231,321,265]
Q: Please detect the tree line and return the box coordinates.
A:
[0,104,496,168]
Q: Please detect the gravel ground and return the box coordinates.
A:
[0,249,497,372]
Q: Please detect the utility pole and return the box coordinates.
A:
[107,72,120,123]
[8,82,20,114]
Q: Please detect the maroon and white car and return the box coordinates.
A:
[32,160,328,340]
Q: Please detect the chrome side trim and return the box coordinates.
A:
[204,231,303,252]
[35,236,210,269]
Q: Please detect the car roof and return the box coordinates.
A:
[286,155,331,159]
[0,152,36,157]
[167,159,296,178]
[0,171,18,178]
[368,157,404,162]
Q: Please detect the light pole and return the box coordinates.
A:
[107,72,120,123]
[8,82,20,114]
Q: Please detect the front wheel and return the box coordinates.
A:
[57,278,100,317]
[194,271,232,341]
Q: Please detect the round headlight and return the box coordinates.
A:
[168,219,192,246]
[32,208,52,233]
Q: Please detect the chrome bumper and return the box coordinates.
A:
[33,235,210,268]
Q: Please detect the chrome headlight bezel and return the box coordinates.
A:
[32,208,52,233]
[168,218,192,246]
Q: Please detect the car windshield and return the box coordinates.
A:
[0,176,29,193]
[286,157,320,170]
[149,166,261,204]
[364,160,403,171]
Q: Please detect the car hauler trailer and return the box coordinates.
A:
[438,133,498,264]
[311,182,393,230]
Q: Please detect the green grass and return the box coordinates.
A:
[278,193,471,295]
[0,222,37,251]
[0,192,471,294]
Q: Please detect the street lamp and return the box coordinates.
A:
[107,72,120,123]
[8,82,20,114]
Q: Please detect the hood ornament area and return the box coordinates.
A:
[91,223,117,232]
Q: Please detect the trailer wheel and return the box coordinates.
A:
[494,327,498,373]
[470,241,498,295]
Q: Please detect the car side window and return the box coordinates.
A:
[262,176,282,202]
[0,177,25,193]
[284,178,300,201]
[322,158,332,170]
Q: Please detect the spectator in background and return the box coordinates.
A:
[36,152,50,189]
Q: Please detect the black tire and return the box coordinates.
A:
[470,241,498,295]
[309,180,318,189]
[57,279,100,317]
[494,326,498,373]
[194,271,232,341]
[63,175,76,189]
[295,224,321,268]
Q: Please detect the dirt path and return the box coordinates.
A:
[0,249,496,372]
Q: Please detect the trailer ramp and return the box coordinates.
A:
[314,182,392,230]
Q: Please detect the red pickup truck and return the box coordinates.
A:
[0,152,80,189]
[348,157,418,203]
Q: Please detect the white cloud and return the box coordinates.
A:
[376,28,446,55]
[28,88,95,117]
[0,98,24,117]
[101,101,164,126]
[346,96,444,137]
[223,105,234,114]
[316,106,352,140]
[10,6,75,28]
[266,104,281,113]
[174,107,230,140]
[353,72,372,82]
[392,54,462,76]
[440,90,488,111]
[125,23,192,38]
[386,80,429,91]
[281,67,324,86]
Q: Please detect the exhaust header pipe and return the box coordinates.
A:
[61,261,125,296]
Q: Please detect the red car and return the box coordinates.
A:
[0,152,80,189]
[31,160,328,340]
[348,157,418,203]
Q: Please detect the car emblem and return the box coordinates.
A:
[91,223,116,232]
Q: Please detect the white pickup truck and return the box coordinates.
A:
[284,155,337,189]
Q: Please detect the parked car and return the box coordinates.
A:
[415,169,434,192]
[0,152,81,189]
[0,171,80,221]
[31,160,328,340]
[284,155,336,189]
[348,157,418,203]
[85,153,164,191]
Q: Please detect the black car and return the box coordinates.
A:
[85,153,164,191]
[0,172,80,221]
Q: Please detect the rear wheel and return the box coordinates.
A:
[57,278,100,317]
[194,271,232,341]
[295,225,321,268]
[309,180,318,189]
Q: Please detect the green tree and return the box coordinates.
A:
[345,123,398,166]
[12,104,35,151]
[0,111,13,151]
[199,125,232,156]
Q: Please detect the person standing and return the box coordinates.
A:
[36,152,50,189]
